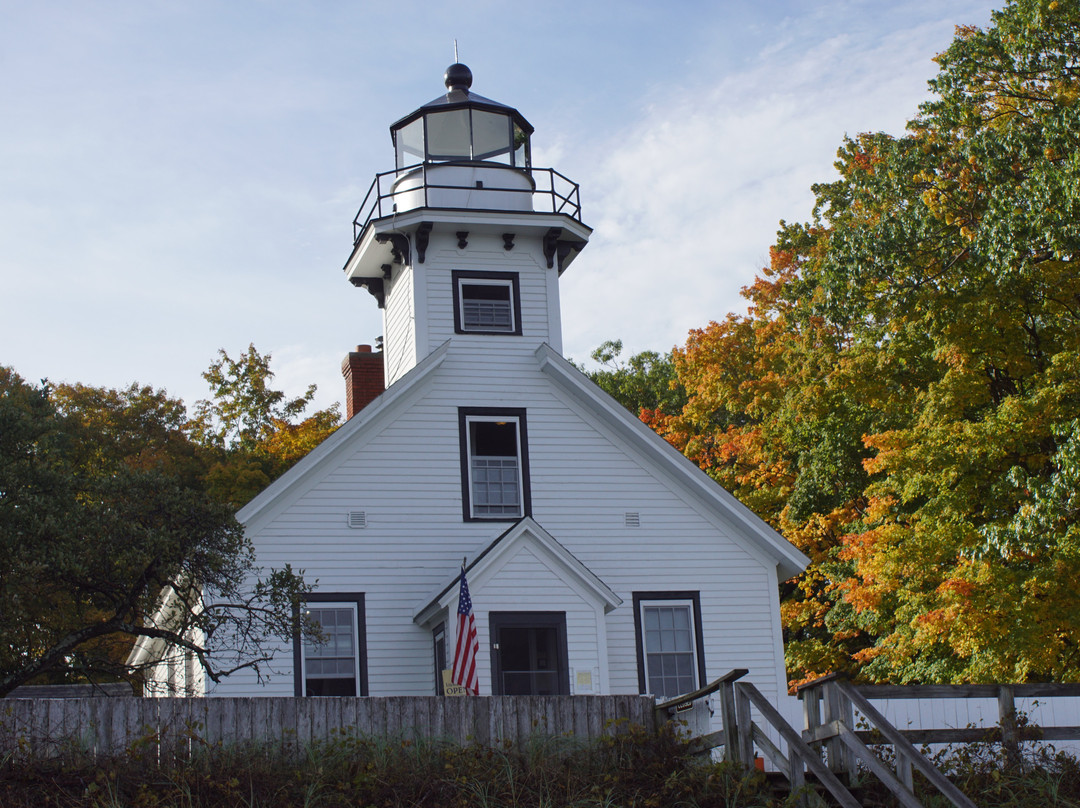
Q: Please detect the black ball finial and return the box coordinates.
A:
[444,63,473,91]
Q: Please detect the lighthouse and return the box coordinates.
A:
[342,63,592,387]
[138,62,805,709]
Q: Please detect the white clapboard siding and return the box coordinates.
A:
[200,203,802,746]
[211,342,790,731]
[383,264,416,386]
[417,231,557,364]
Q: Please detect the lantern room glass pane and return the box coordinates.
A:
[472,109,512,163]
[396,118,425,168]
[513,123,529,167]
[426,109,471,160]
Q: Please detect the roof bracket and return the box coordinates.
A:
[376,232,410,266]
[416,221,434,263]
[543,227,563,269]
[350,277,385,308]
[556,240,585,275]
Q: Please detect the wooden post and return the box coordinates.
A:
[895,747,914,791]
[822,680,844,776]
[719,679,739,764]
[838,684,857,783]
[998,685,1021,770]
[735,684,755,768]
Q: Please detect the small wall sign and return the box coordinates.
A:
[442,669,468,697]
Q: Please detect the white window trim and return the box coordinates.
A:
[459,277,515,332]
[637,597,702,699]
[452,270,522,336]
[465,414,524,519]
[300,602,361,697]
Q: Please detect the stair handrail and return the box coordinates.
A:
[734,681,862,808]
[832,679,977,808]
[800,674,977,808]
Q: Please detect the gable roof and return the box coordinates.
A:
[236,340,451,529]
[236,337,808,581]
[533,343,809,581]
[414,517,622,626]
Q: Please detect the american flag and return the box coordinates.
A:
[451,565,479,695]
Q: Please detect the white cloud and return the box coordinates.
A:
[560,2,993,364]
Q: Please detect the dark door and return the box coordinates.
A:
[489,612,569,695]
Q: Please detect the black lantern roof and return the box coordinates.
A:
[389,64,533,169]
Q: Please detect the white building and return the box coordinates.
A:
[134,64,807,712]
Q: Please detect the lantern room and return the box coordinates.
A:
[343,63,590,288]
[390,63,532,170]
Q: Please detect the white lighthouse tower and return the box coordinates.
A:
[342,63,592,386]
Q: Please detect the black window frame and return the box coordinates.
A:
[458,407,531,522]
[432,621,447,695]
[489,611,570,696]
[293,592,368,697]
[452,270,522,336]
[632,591,706,699]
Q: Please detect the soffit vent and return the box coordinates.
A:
[348,511,368,529]
[624,512,641,528]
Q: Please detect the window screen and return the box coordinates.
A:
[304,606,359,696]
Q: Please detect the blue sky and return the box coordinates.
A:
[2,0,1000,413]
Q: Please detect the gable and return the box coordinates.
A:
[532,344,809,580]
[414,517,622,626]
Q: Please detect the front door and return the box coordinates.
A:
[489,612,569,695]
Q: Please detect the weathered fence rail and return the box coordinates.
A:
[852,682,1080,751]
[0,695,657,761]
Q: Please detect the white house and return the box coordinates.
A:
[133,64,808,712]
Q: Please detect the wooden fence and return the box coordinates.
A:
[0,695,658,761]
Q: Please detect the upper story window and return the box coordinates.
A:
[459,408,531,521]
[295,593,367,697]
[453,270,522,335]
[633,592,706,700]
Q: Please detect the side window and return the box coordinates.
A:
[458,407,531,521]
[633,592,705,699]
[452,270,522,335]
[294,594,367,697]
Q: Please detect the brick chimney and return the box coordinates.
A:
[341,345,385,420]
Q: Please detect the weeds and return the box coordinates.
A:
[3,721,1077,807]
[0,722,781,807]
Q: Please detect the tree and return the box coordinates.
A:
[581,340,687,422]
[192,344,341,507]
[0,367,310,696]
[656,0,1080,684]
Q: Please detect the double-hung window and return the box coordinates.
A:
[453,271,522,335]
[633,592,705,699]
[459,408,530,521]
[295,593,367,697]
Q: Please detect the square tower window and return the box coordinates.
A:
[459,408,530,521]
[453,270,522,335]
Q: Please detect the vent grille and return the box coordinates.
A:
[347,511,367,529]
[624,512,641,528]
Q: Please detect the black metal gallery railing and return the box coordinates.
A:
[351,162,583,243]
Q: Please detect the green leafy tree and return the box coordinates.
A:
[0,367,309,696]
[657,0,1080,685]
[192,344,341,507]
[581,340,687,422]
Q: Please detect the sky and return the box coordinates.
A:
[2,0,1002,415]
